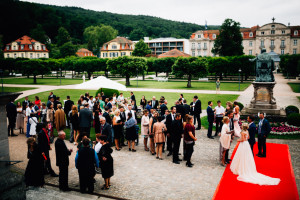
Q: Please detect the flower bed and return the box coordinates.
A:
[270,122,300,135]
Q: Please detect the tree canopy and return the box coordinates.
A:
[132,40,151,57]
[56,27,71,47]
[212,19,244,56]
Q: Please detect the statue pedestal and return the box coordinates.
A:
[245,82,284,116]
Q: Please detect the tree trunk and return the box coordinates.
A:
[187,75,192,88]
[105,70,108,78]
[156,72,158,77]
[126,75,130,86]
[57,71,59,79]
[27,75,29,78]
[241,74,244,83]
[42,74,44,79]
[33,75,37,84]
[88,72,91,79]
[72,70,73,79]
[166,72,169,77]
[142,73,145,80]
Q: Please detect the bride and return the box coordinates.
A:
[230,123,280,185]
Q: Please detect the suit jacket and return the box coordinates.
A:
[120,111,126,122]
[195,99,202,114]
[165,114,174,134]
[38,129,50,153]
[54,100,61,110]
[6,102,17,119]
[151,100,159,109]
[55,138,71,167]
[79,108,93,128]
[107,102,112,110]
[248,122,256,145]
[48,94,56,101]
[22,100,30,108]
[176,104,185,118]
[160,104,168,116]
[207,106,214,123]
[171,120,183,140]
[103,112,112,125]
[183,104,190,116]
[258,118,271,137]
[229,118,234,131]
[101,123,112,138]
[64,100,74,114]
[131,94,136,103]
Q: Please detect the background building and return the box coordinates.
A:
[141,37,190,56]
[100,37,133,58]
[189,20,300,57]
[76,48,96,57]
[3,35,49,59]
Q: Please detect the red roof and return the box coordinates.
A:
[290,26,300,37]
[158,49,190,58]
[4,35,48,52]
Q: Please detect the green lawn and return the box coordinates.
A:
[3,78,83,85]
[119,80,251,91]
[1,87,36,92]
[288,83,300,93]
[16,89,239,108]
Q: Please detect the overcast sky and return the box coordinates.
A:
[23,0,300,27]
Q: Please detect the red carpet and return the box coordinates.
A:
[212,143,299,200]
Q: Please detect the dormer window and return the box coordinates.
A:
[213,34,216,39]
[112,45,117,50]
[249,32,253,37]
[271,25,275,28]
[29,45,32,50]
[6,46,9,50]
[271,30,275,34]
[295,30,299,35]
[261,31,265,35]
[282,30,285,34]
[42,45,45,50]
[21,45,24,50]
[13,45,16,50]
[36,46,39,50]
[198,34,201,38]
[122,44,125,49]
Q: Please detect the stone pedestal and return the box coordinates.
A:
[0,92,26,200]
[245,82,284,115]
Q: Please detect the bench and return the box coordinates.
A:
[198,78,209,81]
[157,77,168,82]
[15,74,22,77]
[65,75,72,79]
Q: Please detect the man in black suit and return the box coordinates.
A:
[130,91,136,103]
[192,96,202,130]
[171,113,183,164]
[6,100,17,137]
[99,117,113,144]
[79,103,93,139]
[22,96,30,109]
[106,97,113,111]
[159,100,168,116]
[247,115,256,155]
[183,99,190,118]
[151,96,159,110]
[38,123,58,177]
[257,112,271,158]
[54,96,62,111]
[175,101,185,120]
[119,106,127,146]
[102,106,112,125]
[207,101,215,139]
[64,96,74,129]
[55,131,72,191]
[165,106,176,156]
[48,91,56,101]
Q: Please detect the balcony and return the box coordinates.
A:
[269,45,275,50]
[197,46,201,50]
[203,46,207,50]
[191,46,196,50]
[280,44,286,48]
[259,44,265,49]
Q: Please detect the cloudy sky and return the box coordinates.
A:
[23,0,300,27]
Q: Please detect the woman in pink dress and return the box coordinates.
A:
[233,101,241,137]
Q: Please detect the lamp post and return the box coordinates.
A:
[0,69,3,93]
[136,68,138,88]
[238,68,241,91]
[59,68,62,85]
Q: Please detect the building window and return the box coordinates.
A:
[204,43,207,49]
[30,53,33,58]
[249,50,252,55]
[103,53,105,57]
[7,54,9,58]
[294,30,299,35]
[261,31,264,35]
[36,46,39,50]
[294,40,298,46]
[6,46,9,50]
[13,45,16,50]
[281,49,284,55]
[198,51,201,56]
[293,49,297,54]
[14,53,17,58]
[261,40,264,46]
[121,44,125,49]
[37,54,39,58]
[192,43,195,49]
[282,30,285,34]
[271,25,275,28]
[21,53,24,58]
[112,45,117,50]
[21,45,24,50]
[249,32,253,37]
[281,40,285,46]
[249,41,253,47]
[271,30,275,34]
[203,51,207,56]
[130,52,132,56]
[198,34,201,38]
[213,34,216,39]
[192,51,195,56]
[197,43,201,49]
[44,54,46,58]
[42,46,45,50]
[29,45,32,50]
[271,40,274,45]
[121,52,126,56]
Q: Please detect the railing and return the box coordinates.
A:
[191,46,195,50]
[269,45,275,50]
[203,46,207,50]
[259,44,265,49]
[280,44,286,48]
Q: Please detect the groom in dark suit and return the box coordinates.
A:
[257,112,271,158]
[207,101,215,139]
[247,115,256,155]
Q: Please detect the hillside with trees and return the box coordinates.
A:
[0,0,220,46]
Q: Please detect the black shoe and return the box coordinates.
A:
[258,154,266,158]
[190,163,194,166]
[50,173,59,177]
[196,127,201,130]
[186,163,193,167]
[173,161,180,164]
[228,159,232,161]
[225,161,230,164]
[178,159,183,161]
[152,152,156,155]
[129,148,131,151]
[156,156,159,159]
[208,136,214,139]
[183,158,187,161]
[256,153,262,157]
[132,149,136,152]
[11,134,18,137]
[167,152,172,156]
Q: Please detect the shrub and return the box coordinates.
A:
[285,105,299,116]
[237,102,244,111]
[95,88,120,99]
[287,113,300,126]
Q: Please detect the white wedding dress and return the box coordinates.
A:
[230,131,280,185]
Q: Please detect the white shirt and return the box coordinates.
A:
[125,110,135,120]
[95,142,102,153]
[117,95,124,103]
[215,105,225,116]
[26,107,35,117]
[89,100,94,111]
[29,117,37,135]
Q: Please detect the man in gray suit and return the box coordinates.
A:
[79,103,93,139]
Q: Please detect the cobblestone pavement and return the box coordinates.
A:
[9,129,300,200]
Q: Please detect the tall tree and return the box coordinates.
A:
[132,39,151,57]
[30,24,47,44]
[59,42,77,58]
[56,27,71,46]
[172,57,208,88]
[19,59,50,84]
[212,18,244,56]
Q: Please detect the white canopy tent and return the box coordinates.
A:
[75,76,127,91]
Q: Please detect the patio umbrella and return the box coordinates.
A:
[74,76,127,91]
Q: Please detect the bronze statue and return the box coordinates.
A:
[250,49,275,82]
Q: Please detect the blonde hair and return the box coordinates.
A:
[242,123,249,131]
[226,101,233,109]
[222,116,229,124]
[114,109,120,115]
